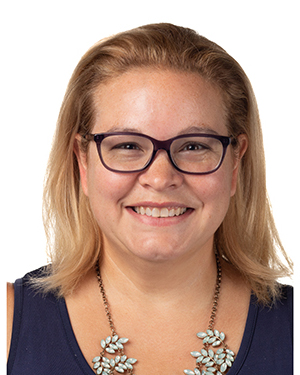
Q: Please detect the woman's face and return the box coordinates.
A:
[76,69,245,264]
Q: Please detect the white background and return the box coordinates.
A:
[1,1,298,285]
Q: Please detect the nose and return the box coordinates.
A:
[138,150,184,191]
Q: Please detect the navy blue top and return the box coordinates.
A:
[8,268,293,374]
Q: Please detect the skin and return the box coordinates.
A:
[7,69,249,372]
[77,69,246,272]
[71,69,249,372]
[7,283,14,359]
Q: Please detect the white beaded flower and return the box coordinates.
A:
[184,329,235,375]
[92,335,137,374]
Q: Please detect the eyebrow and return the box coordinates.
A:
[105,126,142,133]
[177,125,219,135]
[104,125,220,136]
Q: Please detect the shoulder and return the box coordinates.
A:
[269,284,293,315]
[272,284,293,324]
[253,284,293,338]
[7,267,54,359]
[279,283,293,303]
[7,283,14,359]
[12,265,57,307]
[278,284,293,307]
[236,284,293,373]
[257,284,293,316]
[7,266,62,371]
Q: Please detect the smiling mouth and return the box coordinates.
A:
[133,206,188,218]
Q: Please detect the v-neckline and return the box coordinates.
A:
[58,294,258,374]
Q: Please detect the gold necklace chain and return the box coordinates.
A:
[93,252,235,375]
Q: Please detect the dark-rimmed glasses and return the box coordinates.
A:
[84,132,233,175]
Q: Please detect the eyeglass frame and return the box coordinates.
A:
[83,132,234,175]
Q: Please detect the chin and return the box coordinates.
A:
[127,238,196,264]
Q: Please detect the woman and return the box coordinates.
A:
[7,23,293,374]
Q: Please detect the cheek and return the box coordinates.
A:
[86,164,135,221]
[193,167,234,218]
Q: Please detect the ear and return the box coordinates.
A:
[74,134,89,196]
[230,134,248,197]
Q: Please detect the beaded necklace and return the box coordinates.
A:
[92,252,235,375]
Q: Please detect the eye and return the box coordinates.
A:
[113,142,141,150]
[180,142,210,152]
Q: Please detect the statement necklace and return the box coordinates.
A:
[92,252,235,375]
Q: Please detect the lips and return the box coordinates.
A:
[133,206,188,218]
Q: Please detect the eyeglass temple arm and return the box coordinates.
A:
[83,133,95,141]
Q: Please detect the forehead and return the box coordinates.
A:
[92,68,228,137]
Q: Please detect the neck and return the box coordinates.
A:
[99,238,217,311]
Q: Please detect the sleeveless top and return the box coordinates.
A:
[7,267,293,375]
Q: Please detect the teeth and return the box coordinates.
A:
[134,206,187,218]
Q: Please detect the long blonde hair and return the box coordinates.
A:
[40,23,292,303]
